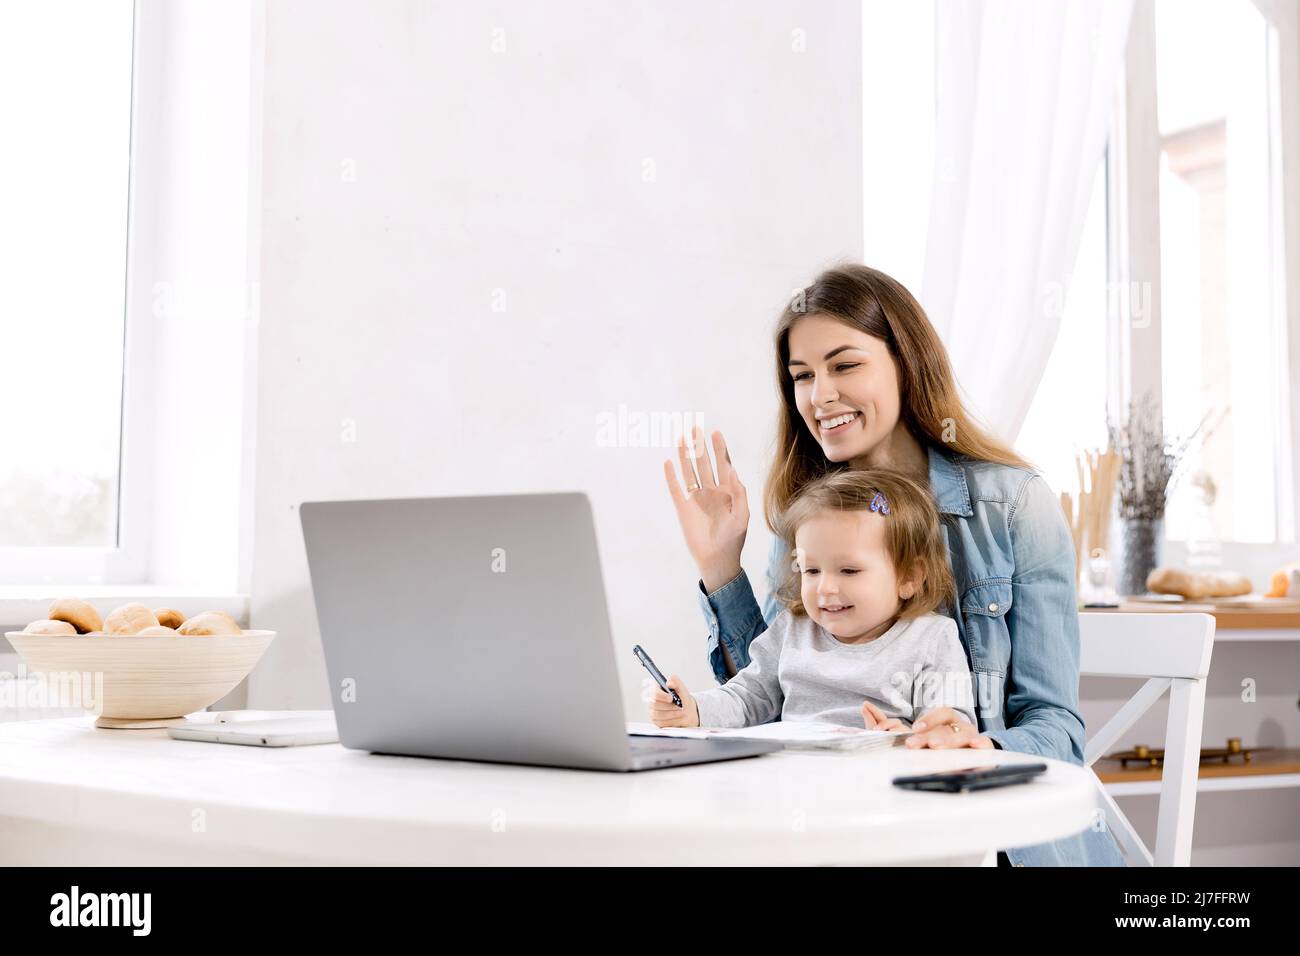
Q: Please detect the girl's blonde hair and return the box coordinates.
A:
[773,468,956,621]
[763,264,1035,536]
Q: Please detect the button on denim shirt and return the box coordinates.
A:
[696,444,1126,867]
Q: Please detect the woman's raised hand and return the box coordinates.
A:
[663,425,750,593]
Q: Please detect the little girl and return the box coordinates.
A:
[648,468,976,731]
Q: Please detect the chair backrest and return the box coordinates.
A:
[1079,611,1215,679]
[1076,611,1217,867]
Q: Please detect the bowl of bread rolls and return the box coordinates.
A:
[4,599,275,729]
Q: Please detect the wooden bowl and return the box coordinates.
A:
[3,630,275,728]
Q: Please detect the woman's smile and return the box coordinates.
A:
[817,410,861,437]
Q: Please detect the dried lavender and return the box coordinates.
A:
[1106,393,1218,522]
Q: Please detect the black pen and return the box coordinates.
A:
[632,644,682,707]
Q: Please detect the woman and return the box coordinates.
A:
[662,264,1125,867]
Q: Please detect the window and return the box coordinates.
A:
[1154,0,1286,544]
[0,1,135,550]
[1022,0,1295,549]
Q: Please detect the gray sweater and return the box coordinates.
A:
[693,609,977,730]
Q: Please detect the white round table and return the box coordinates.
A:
[0,715,1099,865]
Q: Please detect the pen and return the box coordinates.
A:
[632,644,682,707]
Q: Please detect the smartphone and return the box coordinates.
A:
[892,762,1047,792]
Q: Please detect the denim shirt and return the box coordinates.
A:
[695,443,1126,867]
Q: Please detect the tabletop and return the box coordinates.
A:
[0,715,1100,865]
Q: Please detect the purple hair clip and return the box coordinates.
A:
[869,491,890,515]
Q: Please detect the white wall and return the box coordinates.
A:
[247,0,864,710]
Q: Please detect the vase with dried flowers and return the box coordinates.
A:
[1106,392,1221,597]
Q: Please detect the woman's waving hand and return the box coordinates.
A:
[663,425,751,593]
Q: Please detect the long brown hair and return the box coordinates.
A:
[774,468,957,620]
[763,263,1034,536]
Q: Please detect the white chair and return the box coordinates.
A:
[1078,611,1216,867]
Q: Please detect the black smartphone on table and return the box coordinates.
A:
[892,762,1048,792]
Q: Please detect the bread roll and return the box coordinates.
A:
[177,611,240,637]
[48,598,102,634]
[104,603,161,636]
[154,608,186,629]
[136,625,179,636]
[1146,567,1252,600]
[23,619,77,636]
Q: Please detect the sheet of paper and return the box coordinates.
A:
[714,721,900,742]
[627,720,911,746]
[626,721,727,739]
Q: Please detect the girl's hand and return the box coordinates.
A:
[663,426,750,593]
[860,700,906,732]
[649,675,700,728]
[903,708,996,750]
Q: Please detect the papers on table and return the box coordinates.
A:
[627,719,911,752]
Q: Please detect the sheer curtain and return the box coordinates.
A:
[921,0,1135,443]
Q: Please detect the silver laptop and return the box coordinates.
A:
[299,492,780,771]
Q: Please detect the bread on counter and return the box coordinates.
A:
[1146,567,1252,600]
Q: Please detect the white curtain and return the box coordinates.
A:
[922,0,1135,443]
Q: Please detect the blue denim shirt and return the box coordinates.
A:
[696,443,1126,867]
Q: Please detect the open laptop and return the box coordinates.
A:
[298,492,780,771]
